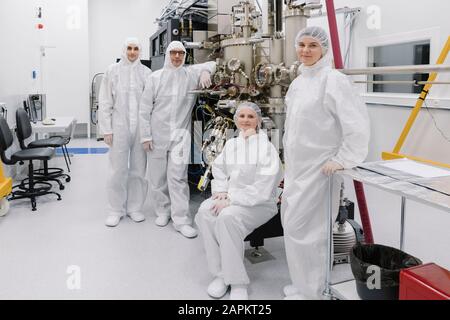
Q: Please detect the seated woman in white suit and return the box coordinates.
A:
[195,101,283,300]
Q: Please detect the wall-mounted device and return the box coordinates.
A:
[28,94,46,122]
[0,102,7,120]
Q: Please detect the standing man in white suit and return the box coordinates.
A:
[99,37,152,227]
[139,41,215,238]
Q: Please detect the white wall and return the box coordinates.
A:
[0,0,41,124]
[44,0,90,125]
[327,0,450,269]
[332,0,450,164]
[0,0,89,126]
[0,0,167,135]
[88,0,167,82]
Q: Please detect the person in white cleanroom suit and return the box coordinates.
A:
[195,102,283,300]
[99,37,152,227]
[139,41,215,238]
[281,26,370,299]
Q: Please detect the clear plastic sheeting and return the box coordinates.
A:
[335,161,450,211]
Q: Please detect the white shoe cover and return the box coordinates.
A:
[283,284,300,296]
[174,224,198,238]
[283,293,308,300]
[155,216,170,227]
[128,212,145,223]
[207,277,228,299]
[105,215,121,227]
[230,285,248,300]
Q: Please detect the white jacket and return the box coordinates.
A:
[211,131,283,209]
[139,41,216,154]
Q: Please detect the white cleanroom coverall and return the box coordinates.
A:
[195,131,283,285]
[282,50,370,299]
[139,41,216,226]
[99,38,152,217]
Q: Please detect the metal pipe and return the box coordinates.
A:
[180,17,184,37]
[275,0,282,32]
[188,89,228,96]
[323,175,334,299]
[311,6,361,17]
[184,42,203,49]
[326,0,374,247]
[340,64,450,75]
[354,80,450,85]
[326,0,344,68]
[400,196,406,251]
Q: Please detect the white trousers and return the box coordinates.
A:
[107,130,147,216]
[195,198,277,285]
[147,150,191,226]
[281,175,341,299]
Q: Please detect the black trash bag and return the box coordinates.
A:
[350,243,422,300]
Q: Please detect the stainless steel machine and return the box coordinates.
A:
[147,0,326,254]
[151,0,450,258]
[187,0,323,190]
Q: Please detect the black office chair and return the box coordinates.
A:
[244,207,284,249]
[50,118,76,172]
[15,109,71,190]
[0,117,61,211]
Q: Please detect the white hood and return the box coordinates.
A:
[164,41,186,70]
[120,37,142,66]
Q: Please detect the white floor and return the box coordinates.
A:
[4,138,445,300]
[0,138,292,300]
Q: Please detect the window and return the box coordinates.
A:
[368,40,430,94]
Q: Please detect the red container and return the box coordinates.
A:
[400,263,450,300]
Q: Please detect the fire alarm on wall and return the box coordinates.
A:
[36,6,42,18]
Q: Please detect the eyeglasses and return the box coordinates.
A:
[170,51,185,56]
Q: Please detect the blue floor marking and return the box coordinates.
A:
[56,147,109,155]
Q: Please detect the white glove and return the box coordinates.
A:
[142,140,153,152]
[104,134,113,146]
[199,70,212,89]
[242,128,257,139]
[211,199,230,216]
[321,160,344,176]
[212,192,228,201]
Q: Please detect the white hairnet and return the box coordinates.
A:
[164,41,186,70]
[294,26,329,55]
[122,37,142,61]
[234,101,263,128]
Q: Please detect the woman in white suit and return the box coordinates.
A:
[195,102,283,300]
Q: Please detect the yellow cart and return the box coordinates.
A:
[0,161,12,216]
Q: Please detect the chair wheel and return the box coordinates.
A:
[59,185,65,190]
[65,177,71,182]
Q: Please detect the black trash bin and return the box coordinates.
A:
[350,243,422,300]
